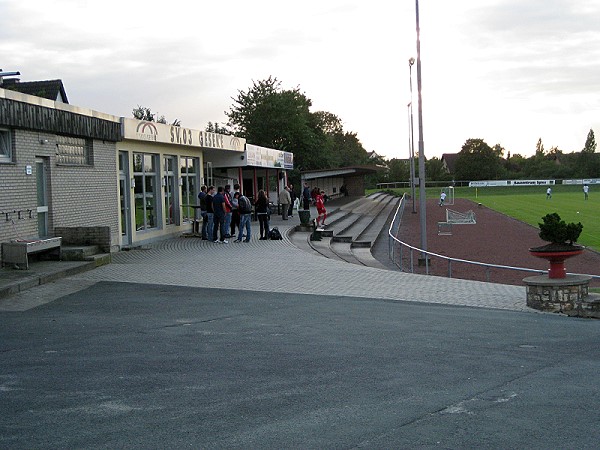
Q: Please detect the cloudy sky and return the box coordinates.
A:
[2,0,599,160]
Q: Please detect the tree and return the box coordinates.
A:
[454,138,503,181]
[226,77,368,171]
[426,157,450,182]
[582,128,596,153]
[206,122,231,135]
[132,105,179,126]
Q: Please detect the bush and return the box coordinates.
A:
[538,213,583,245]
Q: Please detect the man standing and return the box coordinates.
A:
[584,184,589,200]
[223,185,233,238]
[302,182,311,210]
[205,186,215,241]
[288,184,297,218]
[235,192,253,243]
[546,187,552,200]
[230,183,241,236]
[213,186,228,243]
[279,186,291,220]
[197,185,208,240]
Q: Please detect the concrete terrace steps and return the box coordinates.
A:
[294,193,400,269]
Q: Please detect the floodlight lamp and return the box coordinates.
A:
[408,57,415,66]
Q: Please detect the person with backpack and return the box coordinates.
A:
[255,189,270,240]
[234,192,252,243]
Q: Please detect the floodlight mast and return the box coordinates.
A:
[415,0,428,262]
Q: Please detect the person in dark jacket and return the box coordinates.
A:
[255,189,270,240]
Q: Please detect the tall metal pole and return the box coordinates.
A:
[408,58,416,214]
[415,0,428,260]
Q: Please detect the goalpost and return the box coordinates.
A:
[441,186,455,206]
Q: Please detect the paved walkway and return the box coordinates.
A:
[1,205,529,313]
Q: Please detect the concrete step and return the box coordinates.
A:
[85,253,112,267]
[61,245,101,261]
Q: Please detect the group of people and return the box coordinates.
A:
[196,181,330,243]
[197,184,256,244]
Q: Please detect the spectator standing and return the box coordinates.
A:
[255,189,271,240]
[235,192,253,242]
[584,184,589,200]
[223,185,233,238]
[213,186,228,243]
[198,185,208,240]
[279,186,291,220]
[205,186,215,241]
[230,183,241,236]
[288,184,297,217]
[302,182,311,210]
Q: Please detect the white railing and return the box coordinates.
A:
[387,194,600,283]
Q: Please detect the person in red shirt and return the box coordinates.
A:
[315,190,327,228]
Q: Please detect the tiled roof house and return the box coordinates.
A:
[1,78,69,103]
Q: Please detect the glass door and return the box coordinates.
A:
[118,151,132,245]
[35,157,48,237]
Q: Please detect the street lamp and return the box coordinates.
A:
[415,0,428,264]
[408,57,416,213]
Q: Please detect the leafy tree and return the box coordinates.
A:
[425,157,451,181]
[206,121,231,135]
[454,138,503,180]
[582,128,596,153]
[386,158,410,183]
[535,138,545,157]
[132,105,179,126]
[226,77,368,172]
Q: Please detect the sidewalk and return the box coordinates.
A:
[0,200,528,313]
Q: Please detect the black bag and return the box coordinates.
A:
[269,227,282,240]
[238,195,252,214]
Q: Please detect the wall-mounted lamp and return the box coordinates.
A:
[40,139,49,145]
[240,155,245,160]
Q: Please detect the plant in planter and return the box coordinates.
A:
[529,212,584,278]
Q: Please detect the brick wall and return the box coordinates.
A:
[54,226,111,252]
[0,129,119,250]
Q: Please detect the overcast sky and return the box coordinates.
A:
[2,0,599,160]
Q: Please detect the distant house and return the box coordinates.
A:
[441,153,459,175]
[1,78,69,103]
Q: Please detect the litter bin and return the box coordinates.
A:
[298,209,311,225]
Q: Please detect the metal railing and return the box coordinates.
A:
[388,194,600,283]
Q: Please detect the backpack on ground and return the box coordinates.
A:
[269,227,282,240]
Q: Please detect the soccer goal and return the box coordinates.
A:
[446,208,476,224]
[441,186,455,206]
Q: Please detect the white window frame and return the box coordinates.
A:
[0,128,13,163]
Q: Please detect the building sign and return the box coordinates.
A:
[122,118,245,151]
[246,144,293,169]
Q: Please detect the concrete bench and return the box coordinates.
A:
[2,237,62,270]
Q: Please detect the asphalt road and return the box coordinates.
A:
[1,281,599,448]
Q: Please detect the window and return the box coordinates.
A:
[56,135,92,165]
[0,129,13,163]
[133,152,159,231]
[181,157,199,223]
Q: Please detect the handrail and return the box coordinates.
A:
[388,194,600,282]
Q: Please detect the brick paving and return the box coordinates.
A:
[67,213,528,313]
[1,203,530,313]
